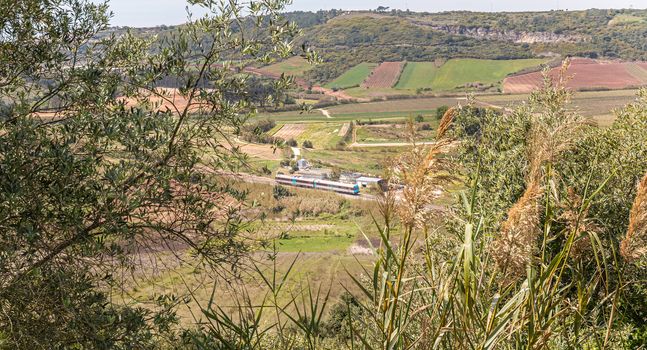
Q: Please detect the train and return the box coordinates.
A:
[275,174,360,195]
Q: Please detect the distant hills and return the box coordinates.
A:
[109,9,647,96]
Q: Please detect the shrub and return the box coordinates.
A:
[286,138,298,147]
[435,105,449,120]
[272,185,293,200]
[415,114,425,123]
[302,140,313,148]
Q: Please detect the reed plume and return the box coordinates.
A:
[436,107,456,139]
[492,61,587,280]
[620,173,647,262]
[558,188,599,259]
[491,180,542,279]
[393,139,453,228]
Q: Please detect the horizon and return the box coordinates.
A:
[101,0,647,27]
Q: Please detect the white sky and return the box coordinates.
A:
[103,0,647,27]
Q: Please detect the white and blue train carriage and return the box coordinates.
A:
[275,174,360,195]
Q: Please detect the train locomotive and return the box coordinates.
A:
[275,174,360,195]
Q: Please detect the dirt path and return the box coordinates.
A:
[457,97,514,113]
[338,123,350,137]
[316,108,333,119]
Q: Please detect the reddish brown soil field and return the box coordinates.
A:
[361,62,405,89]
[504,60,647,93]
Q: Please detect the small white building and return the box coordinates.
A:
[297,158,309,170]
[356,176,384,188]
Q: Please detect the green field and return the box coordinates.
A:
[340,59,546,93]
[325,62,377,89]
[395,62,439,89]
[430,58,546,91]
[259,56,314,76]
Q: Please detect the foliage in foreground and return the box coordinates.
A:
[189,78,647,349]
[0,0,312,348]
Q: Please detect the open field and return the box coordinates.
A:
[504,59,647,93]
[430,58,546,91]
[303,147,404,174]
[361,61,405,88]
[338,58,545,97]
[355,121,439,144]
[325,62,377,89]
[478,89,641,123]
[272,123,307,139]
[395,62,439,89]
[292,122,345,149]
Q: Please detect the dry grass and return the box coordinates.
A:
[436,107,455,139]
[621,172,647,261]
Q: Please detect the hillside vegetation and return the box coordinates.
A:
[294,9,647,84]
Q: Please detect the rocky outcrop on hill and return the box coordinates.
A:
[420,23,587,44]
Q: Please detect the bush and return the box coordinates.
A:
[286,138,298,147]
[302,140,313,148]
[419,123,431,131]
[435,105,449,120]
[272,185,294,200]
[415,114,425,123]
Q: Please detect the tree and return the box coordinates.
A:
[302,140,314,148]
[0,0,308,347]
[435,105,450,119]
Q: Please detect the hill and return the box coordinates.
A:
[292,9,647,84]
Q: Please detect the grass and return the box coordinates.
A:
[256,95,463,123]
[255,109,433,123]
[325,63,377,89]
[477,89,640,120]
[341,59,546,96]
[304,147,403,174]
[276,234,355,252]
[395,62,439,89]
[430,58,546,91]
[355,121,439,144]
[259,56,314,77]
[608,13,645,26]
[292,122,344,149]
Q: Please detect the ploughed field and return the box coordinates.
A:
[504,58,647,93]
[361,61,405,88]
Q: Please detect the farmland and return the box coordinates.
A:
[325,62,377,89]
[504,59,647,93]
[272,123,307,139]
[429,58,546,91]
[325,58,547,96]
[361,61,405,88]
[395,62,440,89]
